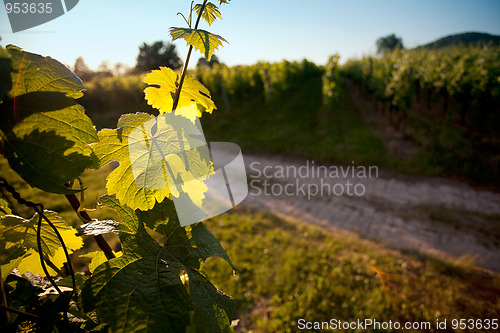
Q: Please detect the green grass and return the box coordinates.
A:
[204,209,500,332]
[2,156,500,332]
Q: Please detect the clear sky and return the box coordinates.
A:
[1,0,499,70]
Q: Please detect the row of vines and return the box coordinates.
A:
[342,45,500,181]
[343,45,500,131]
[79,59,335,161]
[80,59,329,129]
[194,59,326,111]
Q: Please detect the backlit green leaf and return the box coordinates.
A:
[194,2,222,26]
[0,210,83,279]
[144,66,216,115]
[0,47,97,194]
[99,194,234,270]
[136,197,177,235]
[92,113,170,211]
[99,194,141,234]
[1,102,99,194]
[150,216,237,332]
[0,243,25,280]
[80,250,123,274]
[0,198,12,217]
[5,45,84,100]
[92,111,212,211]
[170,27,227,60]
[160,218,236,271]
[0,46,12,101]
[161,221,237,332]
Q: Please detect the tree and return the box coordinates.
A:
[134,41,182,72]
[113,62,131,76]
[96,60,113,78]
[376,34,404,54]
[197,54,221,68]
[73,56,94,81]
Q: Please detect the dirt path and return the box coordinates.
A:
[240,154,500,272]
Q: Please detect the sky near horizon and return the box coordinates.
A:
[1,0,499,70]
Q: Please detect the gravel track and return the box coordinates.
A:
[240,154,500,271]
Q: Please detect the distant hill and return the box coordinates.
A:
[416,32,500,49]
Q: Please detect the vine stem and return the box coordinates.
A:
[64,193,115,259]
[171,0,208,111]
[0,177,75,325]
[35,204,71,322]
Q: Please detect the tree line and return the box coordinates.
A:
[73,40,198,81]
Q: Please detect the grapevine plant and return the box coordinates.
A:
[0,1,237,332]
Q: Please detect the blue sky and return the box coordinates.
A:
[1,0,499,70]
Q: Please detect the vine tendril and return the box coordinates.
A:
[0,177,76,324]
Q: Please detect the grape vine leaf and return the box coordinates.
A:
[84,195,193,332]
[0,210,83,280]
[83,195,236,333]
[1,103,99,194]
[55,272,88,296]
[156,211,236,272]
[99,195,235,271]
[80,250,123,274]
[92,113,166,211]
[0,198,12,217]
[5,45,85,100]
[194,2,222,26]
[159,221,236,333]
[170,27,227,61]
[0,243,25,280]
[0,46,12,101]
[98,194,142,234]
[77,219,120,236]
[86,246,193,332]
[136,197,177,235]
[92,111,212,211]
[187,267,236,332]
[144,66,216,115]
[0,46,98,194]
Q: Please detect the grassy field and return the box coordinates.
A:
[1,156,499,332]
[206,210,500,332]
